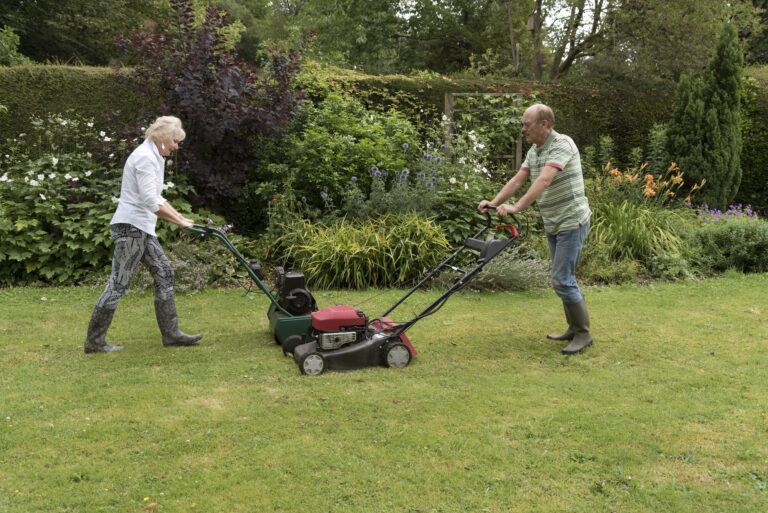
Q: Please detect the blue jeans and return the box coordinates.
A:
[546,219,590,305]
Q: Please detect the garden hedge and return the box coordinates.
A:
[2,64,767,211]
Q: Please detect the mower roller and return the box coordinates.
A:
[187,207,524,375]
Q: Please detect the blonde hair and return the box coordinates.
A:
[145,116,186,143]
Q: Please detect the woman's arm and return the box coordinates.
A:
[155,201,194,228]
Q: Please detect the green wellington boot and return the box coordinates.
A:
[561,299,593,355]
[547,301,574,341]
[155,298,202,347]
[84,306,124,353]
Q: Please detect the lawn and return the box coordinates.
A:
[1,273,767,512]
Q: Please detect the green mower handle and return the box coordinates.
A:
[186,224,292,316]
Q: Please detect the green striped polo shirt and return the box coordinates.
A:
[521,129,591,234]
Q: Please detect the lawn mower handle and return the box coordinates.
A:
[186,224,292,316]
[481,205,522,237]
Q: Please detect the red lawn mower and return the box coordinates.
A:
[188,207,524,375]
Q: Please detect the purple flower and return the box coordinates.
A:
[301,196,307,202]
[402,143,409,150]
[351,176,358,182]
[320,191,328,200]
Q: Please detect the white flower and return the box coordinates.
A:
[64,173,72,180]
[71,176,79,182]
[111,196,119,204]
[48,173,56,179]
[60,120,67,126]
[39,193,46,200]
[108,153,114,158]
[449,177,456,184]
[85,170,92,177]
[86,152,92,158]
[4,154,8,158]
[104,137,111,142]
[442,114,448,121]
[166,159,173,166]
[24,176,29,182]
[87,122,94,127]
[99,131,106,137]
[29,180,39,186]
[52,157,58,167]
[37,174,45,181]
[0,174,8,182]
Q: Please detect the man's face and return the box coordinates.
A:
[521,110,548,146]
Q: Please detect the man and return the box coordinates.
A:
[478,103,593,354]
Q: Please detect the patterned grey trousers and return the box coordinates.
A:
[96,223,174,310]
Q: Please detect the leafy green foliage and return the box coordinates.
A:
[0,112,194,285]
[270,214,450,289]
[283,94,421,207]
[667,24,743,208]
[0,25,31,65]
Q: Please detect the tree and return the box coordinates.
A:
[115,0,306,208]
[571,0,759,81]
[0,25,31,65]
[666,24,743,208]
[0,0,165,64]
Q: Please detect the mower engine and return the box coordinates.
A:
[273,266,317,316]
[311,304,368,350]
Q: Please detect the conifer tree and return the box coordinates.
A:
[666,24,743,208]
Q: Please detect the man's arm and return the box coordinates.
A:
[478,169,529,212]
[497,165,558,217]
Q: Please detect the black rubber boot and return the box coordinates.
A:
[561,299,593,355]
[155,298,202,347]
[547,301,574,341]
[84,306,124,354]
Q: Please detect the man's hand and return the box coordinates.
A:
[477,199,493,213]
[496,204,518,217]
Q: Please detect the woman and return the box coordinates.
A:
[84,115,202,353]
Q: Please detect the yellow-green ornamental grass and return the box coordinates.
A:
[1,273,767,512]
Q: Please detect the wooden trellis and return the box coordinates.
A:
[444,92,524,174]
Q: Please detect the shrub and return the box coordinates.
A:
[688,206,768,273]
[283,94,422,208]
[577,239,642,285]
[114,0,306,209]
[270,214,450,289]
[456,243,550,292]
[591,200,687,263]
[0,112,194,285]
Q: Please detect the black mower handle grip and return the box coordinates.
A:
[481,205,522,234]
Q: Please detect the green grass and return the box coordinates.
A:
[2,274,768,512]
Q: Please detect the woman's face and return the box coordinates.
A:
[156,134,182,157]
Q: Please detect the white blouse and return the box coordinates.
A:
[110,138,167,236]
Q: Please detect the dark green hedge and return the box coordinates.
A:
[0,65,151,143]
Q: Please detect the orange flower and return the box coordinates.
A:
[685,195,691,202]
[668,191,675,197]
[609,168,620,176]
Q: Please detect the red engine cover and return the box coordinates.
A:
[311,304,366,331]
